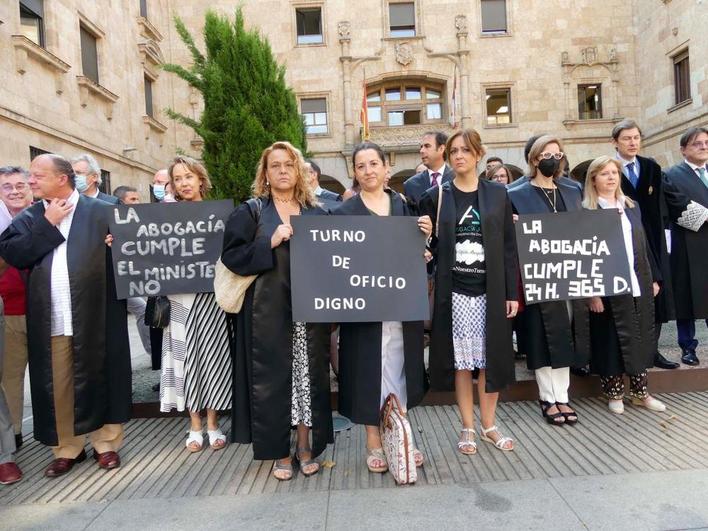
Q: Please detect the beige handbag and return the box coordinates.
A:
[213,198,262,314]
[213,259,256,314]
[380,393,417,485]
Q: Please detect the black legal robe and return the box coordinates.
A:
[664,162,708,320]
[221,198,333,460]
[619,155,675,323]
[330,190,428,426]
[419,179,519,392]
[0,196,131,446]
[588,205,657,377]
[508,181,590,370]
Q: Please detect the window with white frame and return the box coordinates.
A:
[301,97,328,134]
[367,82,444,126]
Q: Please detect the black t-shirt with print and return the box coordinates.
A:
[451,184,486,296]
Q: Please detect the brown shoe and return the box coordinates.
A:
[93,450,121,470]
[44,449,87,478]
[0,462,23,485]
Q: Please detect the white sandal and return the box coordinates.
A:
[480,425,514,452]
[457,428,477,455]
[185,430,203,452]
[207,429,227,450]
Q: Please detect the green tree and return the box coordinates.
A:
[163,9,307,201]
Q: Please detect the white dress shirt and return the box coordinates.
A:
[43,189,80,336]
[599,196,641,297]
[685,159,708,177]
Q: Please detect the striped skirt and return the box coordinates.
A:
[160,292,232,413]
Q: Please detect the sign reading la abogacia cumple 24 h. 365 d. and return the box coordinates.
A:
[515,209,633,304]
[289,216,430,322]
[108,200,233,299]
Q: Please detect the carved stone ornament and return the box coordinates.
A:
[561,51,569,64]
[581,46,598,65]
[338,21,351,41]
[454,15,468,34]
[394,42,414,66]
[609,48,617,62]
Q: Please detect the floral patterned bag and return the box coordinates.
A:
[379,393,417,485]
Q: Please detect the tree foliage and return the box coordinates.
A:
[163,9,307,201]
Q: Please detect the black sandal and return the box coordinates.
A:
[539,400,565,426]
[556,402,578,425]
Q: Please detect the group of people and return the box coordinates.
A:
[0,120,705,487]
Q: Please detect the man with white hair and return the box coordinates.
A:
[71,154,119,205]
[72,157,151,359]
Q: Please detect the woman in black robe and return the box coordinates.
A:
[221,141,332,481]
[508,135,589,426]
[583,156,666,414]
[419,129,519,455]
[332,142,431,474]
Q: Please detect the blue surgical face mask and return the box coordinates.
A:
[153,184,166,200]
[74,173,89,193]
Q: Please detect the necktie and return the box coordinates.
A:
[431,172,440,187]
[626,162,639,188]
[699,167,708,188]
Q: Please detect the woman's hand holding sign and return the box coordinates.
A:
[271,223,294,248]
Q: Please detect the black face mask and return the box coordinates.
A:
[538,158,559,178]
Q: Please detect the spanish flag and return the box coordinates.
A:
[360,71,369,140]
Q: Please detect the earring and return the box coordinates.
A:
[266,181,270,186]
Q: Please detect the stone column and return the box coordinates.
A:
[338,22,355,148]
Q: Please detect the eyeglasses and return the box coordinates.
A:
[690,141,708,149]
[1,183,29,193]
[539,152,564,160]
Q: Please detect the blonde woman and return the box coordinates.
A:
[583,156,666,414]
[159,157,232,452]
[221,142,332,481]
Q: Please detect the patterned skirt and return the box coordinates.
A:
[160,292,232,413]
[291,322,313,427]
[451,292,487,371]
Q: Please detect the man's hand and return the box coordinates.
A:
[44,199,73,226]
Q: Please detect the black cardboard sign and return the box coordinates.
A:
[290,216,429,322]
[108,200,233,299]
[515,209,633,304]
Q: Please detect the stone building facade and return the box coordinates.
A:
[0,0,705,195]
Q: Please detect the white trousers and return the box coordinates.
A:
[380,321,407,409]
[535,366,570,404]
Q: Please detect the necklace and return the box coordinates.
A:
[540,186,557,213]
[273,196,294,204]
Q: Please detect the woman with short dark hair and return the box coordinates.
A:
[333,141,431,474]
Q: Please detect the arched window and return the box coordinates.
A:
[366,80,445,127]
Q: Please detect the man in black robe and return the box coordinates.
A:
[610,119,679,370]
[664,127,708,365]
[0,154,131,477]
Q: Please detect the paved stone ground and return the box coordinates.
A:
[3,392,708,530]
